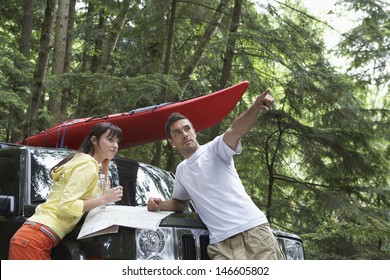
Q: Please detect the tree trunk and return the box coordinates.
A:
[23,0,57,136]
[265,122,284,223]
[178,0,230,92]
[97,0,132,73]
[81,2,95,72]
[13,0,35,141]
[152,0,178,168]
[162,0,177,100]
[165,144,176,172]
[61,0,76,118]
[218,0,242,89]
[20,0,35,59]
[209,0,242,140]
[91,9,107,73]
[49,0,70,123]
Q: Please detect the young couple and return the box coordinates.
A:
[10,87,283,260]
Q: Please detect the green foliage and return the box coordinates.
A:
[337,0,390,86]
[45,72,181,118]
[0,45,33,141]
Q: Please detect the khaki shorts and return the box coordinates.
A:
[207,223,285,260]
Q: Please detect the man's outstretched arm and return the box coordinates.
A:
[223,88,274,150]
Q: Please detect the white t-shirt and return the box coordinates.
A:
[172,135,268,244]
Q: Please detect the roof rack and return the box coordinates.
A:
[0,143,24,149]
[0,143,10,149]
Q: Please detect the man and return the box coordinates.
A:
[147,88,284,260]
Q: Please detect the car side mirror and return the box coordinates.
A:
[0,195,15,216]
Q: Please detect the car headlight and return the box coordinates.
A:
[280,238,305,260]
[136,228,176,260]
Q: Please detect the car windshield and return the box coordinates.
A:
[135,163,174,206]
[30,149,174,207]
[31,149,71,202]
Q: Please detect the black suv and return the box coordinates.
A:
[0,143,304,260]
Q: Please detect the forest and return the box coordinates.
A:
[0,0,389,259]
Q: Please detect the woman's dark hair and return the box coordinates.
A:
[50,122,122,174]
[79,122,122,154]
[165,112,190,139]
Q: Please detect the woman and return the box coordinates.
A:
[9,122,124,259]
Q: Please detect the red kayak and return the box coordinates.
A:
[18,81,250,150]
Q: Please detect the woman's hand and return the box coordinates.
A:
[102,185,123,204]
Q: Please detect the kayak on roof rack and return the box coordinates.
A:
[17,81,250,150]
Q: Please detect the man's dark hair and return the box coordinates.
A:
[165,112,189,139]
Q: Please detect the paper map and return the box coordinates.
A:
[77,205,173,239]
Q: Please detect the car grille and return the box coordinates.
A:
[178,231,210,260]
